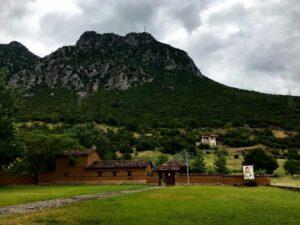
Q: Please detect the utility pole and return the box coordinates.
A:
[185,151,190,186]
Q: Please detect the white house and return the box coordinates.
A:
[201,134,217,146]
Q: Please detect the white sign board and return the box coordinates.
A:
[243,165,255,180]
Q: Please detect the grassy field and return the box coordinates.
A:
[0,186,299,225]
[0,184,146,206]
[271,176,300,187]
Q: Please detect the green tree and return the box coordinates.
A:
[121,152,132,160]
[155,154,168,166]
[191,150,206,173]
[287,149,300,160]
[214,149,229,174]
[70,123,116,160]
[0,68,24,170]
[243,148,278,174]
[23,132,82,183]
[284,160,300,177]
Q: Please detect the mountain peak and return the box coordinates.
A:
[8,41,27,49]
[76,31,122,47]
[76,31,156,47]
[8,30,201,92]
[125,32,156,45]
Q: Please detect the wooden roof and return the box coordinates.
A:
[61,148,96,156]
[157,161,183,171]
[87,160,151,169]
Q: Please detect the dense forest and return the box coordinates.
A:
[20,70,300,131]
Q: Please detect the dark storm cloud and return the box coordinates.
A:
[0,0,299,95]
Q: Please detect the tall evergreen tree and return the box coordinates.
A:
[0,68,24,170]
[214,149,229,174]
[191,150,206,173]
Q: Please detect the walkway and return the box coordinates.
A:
[0,186,161,216]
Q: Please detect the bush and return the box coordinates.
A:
[161,137,186,155]
[155,155,168,166]
[287,149,300,160]
[221,128,257,147]
[243,149,278,174]
[119,144,133,154]
[125,122,139,132]
[255,169,267,175]
[234,154,240,159]
[136,138,156,151]
[197,143,210,150]
[121,153,132,160]
[284,159,300,177]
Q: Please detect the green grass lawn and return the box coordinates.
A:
[271,176,300,187]
[0,184,146,206]
[1,186,299,225]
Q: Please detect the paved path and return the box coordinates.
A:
[0,186,162,217]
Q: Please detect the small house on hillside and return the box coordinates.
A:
[38,147,152,184]
[201,134,217,146]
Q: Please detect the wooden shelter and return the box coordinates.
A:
[156,161,183,186]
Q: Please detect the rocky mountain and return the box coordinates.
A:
[8,31,201,92]
[0,41,40,80]
[0,31,299,130]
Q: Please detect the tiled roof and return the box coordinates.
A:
[87,160,151,169]
[157,161,183,171]
[61,148,96,156]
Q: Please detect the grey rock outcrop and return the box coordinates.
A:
[7,31,202,92]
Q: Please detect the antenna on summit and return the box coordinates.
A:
[144,25,147,33]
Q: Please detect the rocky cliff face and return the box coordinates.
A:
[7,31,202,92]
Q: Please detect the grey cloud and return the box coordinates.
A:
[0,0,299,95]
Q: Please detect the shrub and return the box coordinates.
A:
[284,160,300,177]
[136,138,156,151]
[234,154,240,159]
[243,149,278,174]
[255,169,267,175]
[125,122,139,132]
[155,155,168,166]
[197,143,210,150]
[287,149,300,160]
[119,144,133,154]
[122,153,132,160]
[221,128,257,147]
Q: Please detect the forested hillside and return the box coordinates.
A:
[0,31,299,130]
[20,71,300,130]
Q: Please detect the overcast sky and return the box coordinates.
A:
[0,0,299,95]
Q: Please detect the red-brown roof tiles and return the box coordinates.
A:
[61,148,96,156]
[87,160,151,169]
[157,161,183,171]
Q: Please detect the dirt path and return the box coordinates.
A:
[0,186,161,217]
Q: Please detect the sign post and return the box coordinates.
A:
[185,151,190,186]
[243,165,255,180]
